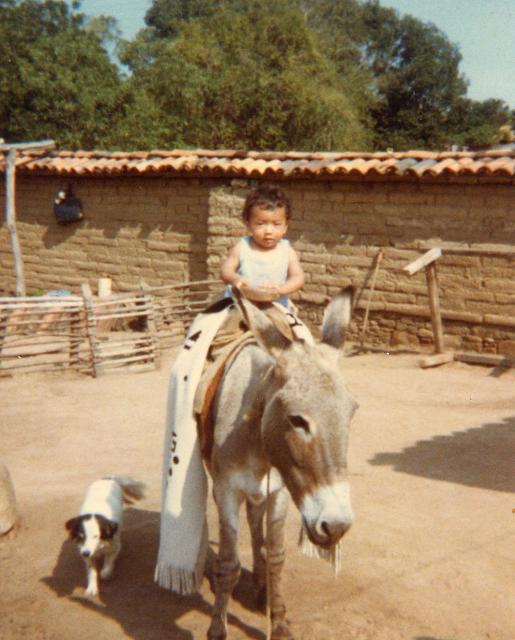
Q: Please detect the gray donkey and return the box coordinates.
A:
[206,288,358,640]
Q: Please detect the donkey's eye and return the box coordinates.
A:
[288,414,310,433]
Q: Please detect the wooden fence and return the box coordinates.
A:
[0,280,223,377]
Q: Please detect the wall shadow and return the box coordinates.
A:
[31,176,211,285]
[368,416,515,493]
[41,507,265,640]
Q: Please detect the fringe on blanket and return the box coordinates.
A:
[298,526,342,576]
[154,522,208,595]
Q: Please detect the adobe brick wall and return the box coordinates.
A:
[1,174,514,354]
[207,179,515,355]
[0,175,216,294]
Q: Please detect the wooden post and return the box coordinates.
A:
[425,262,444,354]
[403,247,453,368]
[81,283,99,377]
[142,291,160,367]
[454,353,515,368]
[359,249,383,348]
[68,308,84,371]
[5,150,25,296]
[1,139,55,296]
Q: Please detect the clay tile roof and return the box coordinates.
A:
[1,147,514,180]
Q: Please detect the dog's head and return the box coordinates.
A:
[65,514,118,558]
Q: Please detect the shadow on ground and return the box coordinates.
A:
[41,508,265,640]
[369,416,515,493]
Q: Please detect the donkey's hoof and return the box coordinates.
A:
[271,621,294,640]
[207,620,227,640]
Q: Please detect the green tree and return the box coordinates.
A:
[299,0,376,129]
[144,0,219,38]
[301,0,366,73]
[448,98,512,149]
[0,0,125,148]
[122,0,372,150]
[138,0,514,151]
[359,1,468,149]
[2,0,509,152]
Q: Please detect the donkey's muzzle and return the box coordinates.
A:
[305,516,352,548]
[321,519,351,542]
[300,481,354,548]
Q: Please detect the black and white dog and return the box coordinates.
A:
[65,476,145,596]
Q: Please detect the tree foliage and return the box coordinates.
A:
[305,0,512,150]
[145,0,219,38]
[447,98,513,149]
[359,1,468,148]
[0,0,126,148]
[0,0,511,151]
[121,0,372,150]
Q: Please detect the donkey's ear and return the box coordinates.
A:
[321,286,354,349]
[234,291,292,357]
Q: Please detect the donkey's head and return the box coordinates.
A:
[237,289,358,549]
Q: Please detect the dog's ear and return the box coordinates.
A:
[97,515,118,540]
[65,517,82,539]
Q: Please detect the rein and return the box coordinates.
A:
[265,467,272,640]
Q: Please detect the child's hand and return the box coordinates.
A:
[260,283,281,299]
[240,282,280,302]
[234,279,272,301]
[232,278,250,291]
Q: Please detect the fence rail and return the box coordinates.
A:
[0,280,223,376]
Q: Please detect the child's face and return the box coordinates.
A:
[246,205,288,250]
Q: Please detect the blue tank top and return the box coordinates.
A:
[226,237,291,307]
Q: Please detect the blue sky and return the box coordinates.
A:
[75,0,514,108]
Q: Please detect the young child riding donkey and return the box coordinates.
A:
[155,186,358,640]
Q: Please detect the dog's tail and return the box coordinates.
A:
[105,476,146,504]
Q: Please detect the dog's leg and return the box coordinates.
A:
[100,532,121,580]
[84,557,99,596]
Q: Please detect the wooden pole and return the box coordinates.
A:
[2,139,55,297]
[403,247,453,368]
[68,309,83,370]
[81,283,99,377]
[140,283,160,367]
[0,139,55,152]
[5,149,25,296]
[454,352,515,368]
[425,262,444,354]
[359,249,383,348]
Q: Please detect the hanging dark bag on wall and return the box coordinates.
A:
[53,187,83,224]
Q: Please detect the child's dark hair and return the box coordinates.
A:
[242,185,291,222]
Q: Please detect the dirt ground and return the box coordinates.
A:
[1,346,514,640]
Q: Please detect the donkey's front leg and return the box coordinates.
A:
[265,489,293,640]
[208,487,242,640]
[246,499,267,608]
